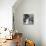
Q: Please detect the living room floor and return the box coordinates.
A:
[0,39,16,46]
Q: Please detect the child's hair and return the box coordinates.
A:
[34,43,35,46]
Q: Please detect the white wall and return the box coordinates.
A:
[0,0,16,30]
[13,0,41,46]
[41,0,46,46]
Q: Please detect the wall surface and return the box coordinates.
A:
[13,0,42,46]
[0,0,16,30]
[41,0,46,46]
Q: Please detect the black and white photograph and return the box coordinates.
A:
[23,14,34,25]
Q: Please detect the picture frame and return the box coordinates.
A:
[23,14,34,25]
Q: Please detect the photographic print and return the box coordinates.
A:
[23,14,34,25]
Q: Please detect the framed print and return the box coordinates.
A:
[23,14,34,25]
